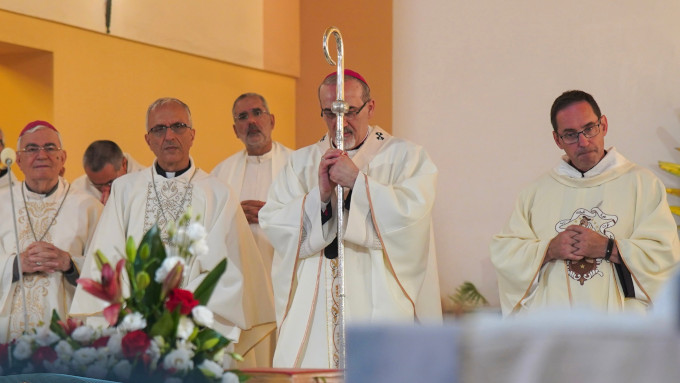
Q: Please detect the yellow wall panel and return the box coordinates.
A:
[0,10,296,181]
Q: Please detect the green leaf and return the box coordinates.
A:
[150,309,179,339]
[449,281,489,307]
[193,258,227,305]
[195,328,229,352]
[135,224,167,310]
[49,310,67,338]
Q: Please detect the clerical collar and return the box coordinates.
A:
[25,180,59,196]
[155,161,192,178]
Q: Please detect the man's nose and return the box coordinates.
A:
[577,131,589,146]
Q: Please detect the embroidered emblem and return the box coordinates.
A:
[144,180,193,243]
[376,132,384,140]
[555,206,618,285]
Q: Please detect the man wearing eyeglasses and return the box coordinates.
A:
[491,90,680,316]
[211,93,291,367]
[71,98,275,363]
[259,70,443,368]
[0,127,17,190]
[71,140,145,204]
[0,121,102,342]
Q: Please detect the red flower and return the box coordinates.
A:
[121,330,150,359]
[165,289,198,315]
[32,346,58,366]
[77,259,125,303]
[92,336,110,349]
[57,317,82,336]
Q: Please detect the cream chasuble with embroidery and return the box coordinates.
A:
[491,148,680,316]
[0,178,102,341]
[70,160,275,346]
[260,126,442,368]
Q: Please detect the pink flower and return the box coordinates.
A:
[77,259,125,303]
[121,330,150,359]
[165,289,198,315]
[57,317,82,336]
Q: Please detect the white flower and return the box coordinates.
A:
[162,348,194,372]
[147,337,163,370]
[113,359,132,381]
[71,325,96,343]
[100,326,118,337]
[119,312,147,332]
[55,340,74,360]
[72,347,97,366]
[106,333,124,356]
[192,305,214,328]
[12,339,32,360]
[155,256,186,283]
[222,372,240,383]
[186,222,207,241]
[189,239,209,257]
[164,378,183,383]
[34,325,60,346]
[199,359,224,378]
[176,316,195,340]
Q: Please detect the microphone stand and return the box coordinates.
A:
[2,148,29,335]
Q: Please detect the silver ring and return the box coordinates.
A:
[36,261,42,266]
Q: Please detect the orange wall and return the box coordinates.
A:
[0,10,296,180]
[297,0,393,148]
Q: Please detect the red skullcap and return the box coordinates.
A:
[324,69,369,87]
[20,120,58,136]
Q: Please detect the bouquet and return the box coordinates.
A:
[0,212,243,382]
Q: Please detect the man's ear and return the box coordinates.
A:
[553,130,564,150]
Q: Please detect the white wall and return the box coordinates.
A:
[394,0,680,307]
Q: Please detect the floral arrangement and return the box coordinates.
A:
[0,212,243,382]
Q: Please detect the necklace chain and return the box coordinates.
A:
[150,166,197,229]
[21,181,71,242]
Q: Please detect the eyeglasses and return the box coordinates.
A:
[18,143,62,155]
[321,100,370,120]
[148,122,192,136]
[558,118,602,144]
[234,108,270,122]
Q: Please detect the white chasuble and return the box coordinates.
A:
[491,148,680,316]
[70,160,275,347]
[212,141,293,272]
[0,178,102,341]
[260,126,443,368]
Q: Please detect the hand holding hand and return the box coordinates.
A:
[20,241,72,274]
[241,200,266,224]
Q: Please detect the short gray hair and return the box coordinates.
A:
[232,93,270,116]
[145,98,193,131]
